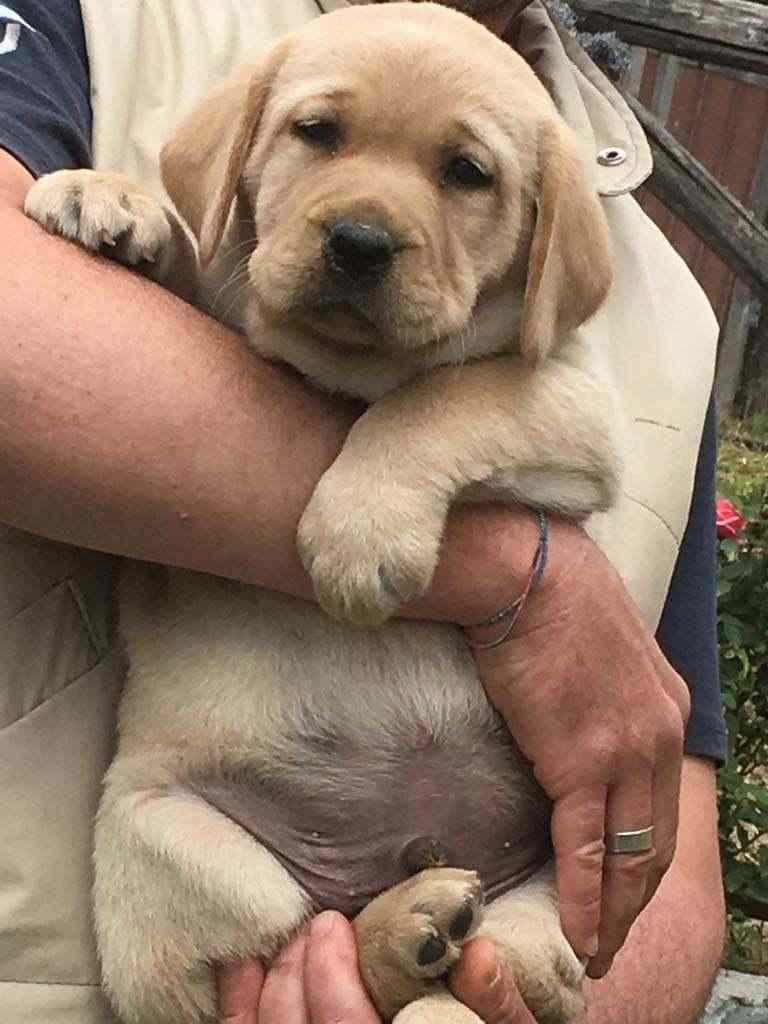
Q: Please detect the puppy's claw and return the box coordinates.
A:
[25,169,173,267]
[377,564,402,599]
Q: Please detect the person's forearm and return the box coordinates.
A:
[1,157,356,584]
[0,152,551,622]
[581,757,725,1024]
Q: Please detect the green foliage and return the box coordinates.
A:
[716,419,768,961]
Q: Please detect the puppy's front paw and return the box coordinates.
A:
[25,169,172,265]
[297,472,446,625]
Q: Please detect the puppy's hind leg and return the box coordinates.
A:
[394,991,482,1024]
[479,866,585,1024]
[94,763,310,1024]
[354,867,484,1020]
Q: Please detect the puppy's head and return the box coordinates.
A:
[162,2,611,364]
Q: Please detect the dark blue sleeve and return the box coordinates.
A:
[655,397,727,764]
[0,2,91,177]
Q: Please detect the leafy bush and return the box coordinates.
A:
[716,420,768,969]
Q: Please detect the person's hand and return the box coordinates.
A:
[465,520,690,978]
[216,912,381,1024]
[216,914,536,1024]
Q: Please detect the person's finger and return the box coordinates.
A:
[641,707,685,912]
[550,785,607,959]
[652,648,691,729]
[450,938,535,1024]
[217,957,266,1024]
[588,776,654,979]
[304,912,381,1024]
[258,934,308,1024]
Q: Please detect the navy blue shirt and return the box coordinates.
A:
[0,1,727,763]
[0,1,91,175]
[657,398,726,761]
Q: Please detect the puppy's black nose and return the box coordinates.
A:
[323,221,394,283]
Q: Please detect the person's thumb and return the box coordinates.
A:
[450,938,534,1024]
[304,912,381,1024]
[217,958,266,1024]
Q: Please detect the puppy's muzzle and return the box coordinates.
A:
[323,220,395,286]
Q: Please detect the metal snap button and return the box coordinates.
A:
[597,146,627,167]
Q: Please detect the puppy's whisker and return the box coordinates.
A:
[211,256,252,316]
[211,273,250,318]
[223,235,259,257]
[218,279,254,322]
[456,320,475,367]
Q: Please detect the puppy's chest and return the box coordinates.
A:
[241,296,523,403]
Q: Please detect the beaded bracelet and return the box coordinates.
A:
[464,510,549,651]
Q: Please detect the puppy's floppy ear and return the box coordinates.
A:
[161,43,289,268]
[520,122,613,363]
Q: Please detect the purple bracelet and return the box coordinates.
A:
[464,510,549,651]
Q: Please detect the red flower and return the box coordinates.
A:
[716,497,747,539]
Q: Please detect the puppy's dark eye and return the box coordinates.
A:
[445,156,494,190]
[293,119,340,149]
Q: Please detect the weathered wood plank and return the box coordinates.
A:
[729,891,768,923]
[716,106,768,413]
[570,0,768,50]
[624,92,768,299]
[717,284,760,415]
[740,311,768,415]
[584,20,768,76]
[570,0,768,76]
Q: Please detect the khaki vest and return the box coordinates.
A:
[0,2,717,1020]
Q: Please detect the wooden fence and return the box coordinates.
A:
[570,0,768,416]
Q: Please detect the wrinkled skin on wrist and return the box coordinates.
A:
[466,528,690,977]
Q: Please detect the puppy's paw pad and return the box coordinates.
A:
[411,895,481,967]
[25,170,171,265]
[394,869,483,979]
[416,934,447,967]
[448,899,476,941]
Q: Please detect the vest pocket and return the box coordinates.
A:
[0,578,105,730]
[0,651,123,994]
[0,979,116,1024]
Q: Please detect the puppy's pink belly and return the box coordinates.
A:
[196,742,551,917]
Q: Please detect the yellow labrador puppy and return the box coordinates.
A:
[25,5,621,1023]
